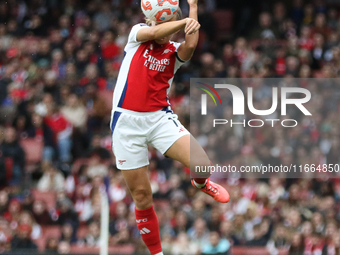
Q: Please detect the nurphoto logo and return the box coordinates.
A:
[199,83,312,128]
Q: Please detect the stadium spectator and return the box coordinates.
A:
[250,12,279,39]
[32,200,54,225]
[0,160,7,189]
[173,210,190,235]
[0,216,11,252]
[44,103,72,164]
[45,237,59,254]
[288,232,305,255]
[187,218,210,247]
[82,83,107,133]
[10,224,37,251]
[267,224,289,250]
[0,127,25,183]
[0,191,9,215]
[61,94,87,129]
[37,162,65,192]
[201,231,230,255]
[56,197,79,228]
[101,30,120,61]
[110,226,130,245]
[93,2,113,32]
[60,222,77,244]
[87,134,111,160]
[61,93,88,158]
[28,112,55,161]
[107,167,127,203]
[57,240,71,254]
[3,199,21,227]
[245,223,268,246]
[171,232,200,255]
[18,211,42,240]
[86,153,108,179]
[84,221,101,247]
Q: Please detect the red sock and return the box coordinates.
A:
[193,161,212,184]
[193,178,207,184]
[135,206,162,254]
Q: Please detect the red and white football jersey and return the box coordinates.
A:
[112,23,186,112]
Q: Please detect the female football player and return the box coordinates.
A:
[110,1,230,254]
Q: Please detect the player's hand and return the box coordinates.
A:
[187,0,198,6]
[185,18,200,35]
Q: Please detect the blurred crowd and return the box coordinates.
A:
[0,0,340,254]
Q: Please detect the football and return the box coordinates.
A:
[141,0,179,23]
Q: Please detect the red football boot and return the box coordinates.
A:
[192,178,230,203]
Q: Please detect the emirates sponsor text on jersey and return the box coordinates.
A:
[143,48,170,72]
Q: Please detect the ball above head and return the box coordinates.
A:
[141,0,179,23]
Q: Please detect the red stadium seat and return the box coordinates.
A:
[35,237,46,252]
[31,189,56,209]
[35,226,62,251]
[20,138,43,163]
[42,226,61,238]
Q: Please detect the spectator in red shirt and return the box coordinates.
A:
[79,64,107,91]
[101,30,120,60]
[310,13,333,40]
[299,25,314,51]
[3,199,21,227]
[44,103,72,163]
[275,47,286,76]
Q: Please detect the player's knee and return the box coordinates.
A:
[131,187,153,209]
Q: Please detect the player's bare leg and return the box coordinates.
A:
[165,134,230,203]
[121,166,163,255]
[122,166,153,210]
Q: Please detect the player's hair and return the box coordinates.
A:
[145,7,183,26]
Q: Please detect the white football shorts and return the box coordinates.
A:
[110,107,190,170]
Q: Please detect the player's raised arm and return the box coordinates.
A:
[136,19,188,42]
[177,0,200,61]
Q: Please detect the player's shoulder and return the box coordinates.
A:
[128,23,149,38]
[134,23,149,27]
[131,23,149,31]
[126,23,150,49]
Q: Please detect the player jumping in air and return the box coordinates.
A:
[110,0,230,254]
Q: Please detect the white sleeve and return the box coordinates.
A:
[125,23,149,50]
[171,41,187,72]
